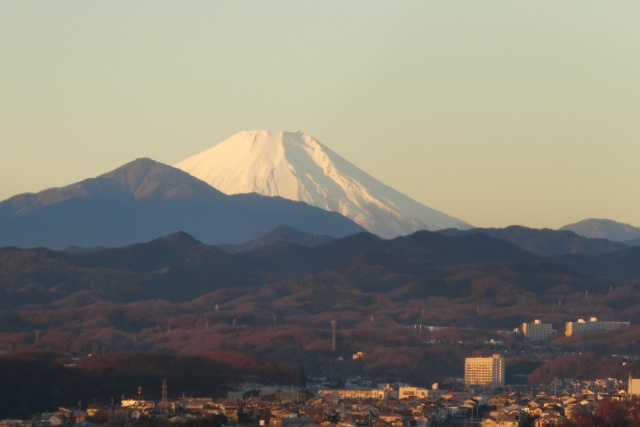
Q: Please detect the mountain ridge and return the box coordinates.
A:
[0,158,365,249]
[221,225,335,254]
[437,225,628,256]
[560,218,640,243]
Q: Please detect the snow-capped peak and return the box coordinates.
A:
[175,130,472,238]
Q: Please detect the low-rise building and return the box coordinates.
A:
[398,386,431,399]
[317,388,391,400]
[565,317,630,336]
[481,412,522,427]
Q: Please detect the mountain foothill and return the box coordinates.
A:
[1,224,640,387]
[1,131,640,415]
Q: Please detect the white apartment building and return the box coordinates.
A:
[629,375,640,397]
[317,388,391,400]
[521,319,552,341]
[464,354,505,387]
[565,317,630,336]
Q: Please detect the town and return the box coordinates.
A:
[3,316,639,427]
[3,371,640,427]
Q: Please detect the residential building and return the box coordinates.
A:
[465,354,505,387]
[521,319,552,341]
[481,412,522,427]
[628,375,640,397]
[317,388,391,400]
[398,386,431,399]
[565,317,630,336]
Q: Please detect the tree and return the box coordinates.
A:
[598,399,629,427]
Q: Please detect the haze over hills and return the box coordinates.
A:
[437,225,629,257]
[0,158,365,249]
[560,218,640,244]
[175,130,472,238]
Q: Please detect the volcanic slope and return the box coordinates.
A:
[175,130,472,238]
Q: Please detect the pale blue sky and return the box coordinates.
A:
[1,2,639,229]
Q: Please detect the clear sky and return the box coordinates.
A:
[1,2,639,229]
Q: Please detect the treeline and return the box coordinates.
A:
[527,353,632,384]
[568,399,640,427]
[0,350,306,418]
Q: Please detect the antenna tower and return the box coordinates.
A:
[162,378,168,414]
[331,320,337,351]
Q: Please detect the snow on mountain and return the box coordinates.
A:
[175,130,472,238]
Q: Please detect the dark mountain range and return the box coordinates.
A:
[437,225,627,256]
[560,218,640,243]
[0,231,291,305]
[551,246,640,281]
[0,227,634,311]
[626,237,640,246]
[0,158,365,249]
[239,230,538,275]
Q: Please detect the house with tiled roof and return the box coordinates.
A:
[481,412,522,427]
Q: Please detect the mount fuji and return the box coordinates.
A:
[175,130,472,238]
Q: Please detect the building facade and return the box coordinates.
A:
[629,375,640,397]
[522,319,552,341]
[565,317,630,336]
[317,388,391,400]
[464,354,505,387]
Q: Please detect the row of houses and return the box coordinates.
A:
[481,386,640,427]
[3,377,640,427]
[165,381,637,427]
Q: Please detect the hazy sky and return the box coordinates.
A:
[2,2,639,229]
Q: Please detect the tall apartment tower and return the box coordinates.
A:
[522,319,552,341]
[464,354,505,387]
[629,374,640,397]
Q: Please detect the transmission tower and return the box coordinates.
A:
[331,320,337,351]
[161,378,168,414]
